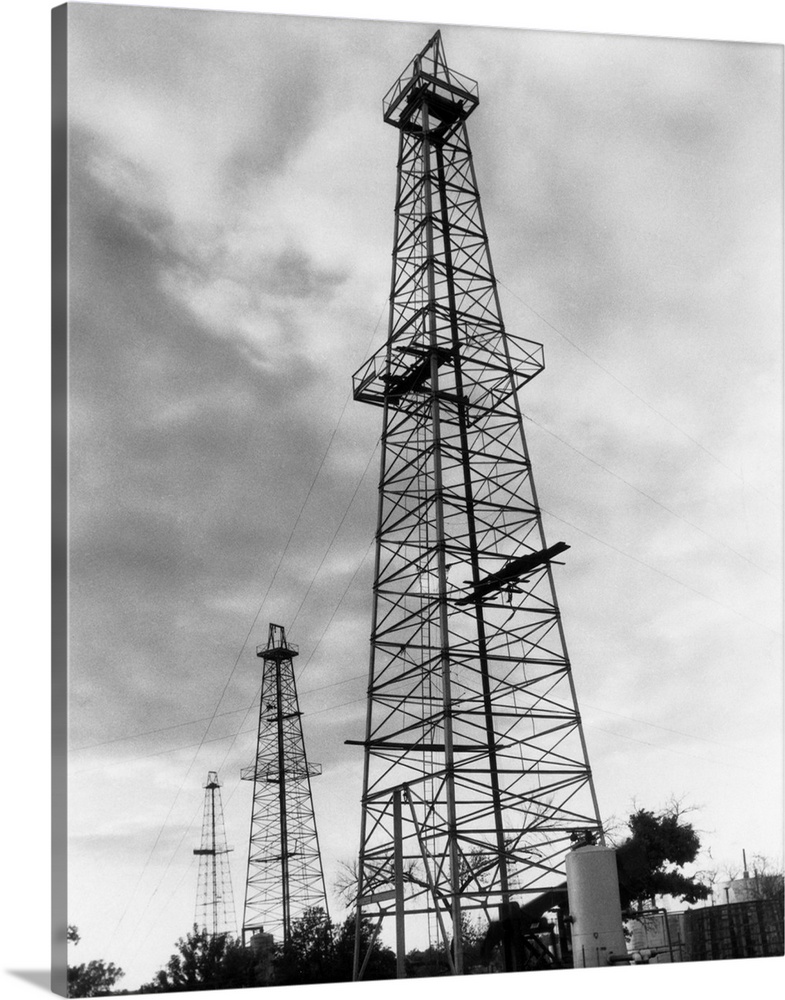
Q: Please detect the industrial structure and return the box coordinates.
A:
[240,623,329,947]
[193,770,237,938]
[350,32,604,977]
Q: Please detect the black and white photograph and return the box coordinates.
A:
[10,2,785,998]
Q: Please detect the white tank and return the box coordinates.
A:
[565,845,628,967]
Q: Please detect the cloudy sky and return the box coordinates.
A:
[55,2,782,992]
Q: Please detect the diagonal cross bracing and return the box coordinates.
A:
[351,31,603,978]
[241,624,329,946]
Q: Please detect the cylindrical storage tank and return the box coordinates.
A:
[565,845,628,968]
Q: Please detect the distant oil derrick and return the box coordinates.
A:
[193,770,237,937]
[350,32,604,978]
[240,623,328,946]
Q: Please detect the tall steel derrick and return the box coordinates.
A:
[240,623,328,946]
[350,32,603,976]
[193,771,237,938]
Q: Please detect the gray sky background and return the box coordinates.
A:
[53,1,783,993]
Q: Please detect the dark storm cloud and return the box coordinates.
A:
[67,118,369,747]
[260,246,349,301]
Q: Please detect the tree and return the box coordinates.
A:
[67,926,125,998]
[712,853,784,903]
[405,943,451,978]
[746,855,784,901]
[457,915,487,973]
[272,907,337,986]
[612,802,711,913]
[270,907,398,985]
[68,961,126,998]
[334,912,396,981]
[139,925,258,992]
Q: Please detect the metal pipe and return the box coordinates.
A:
[422,97,463,975]
[393,789,406,977]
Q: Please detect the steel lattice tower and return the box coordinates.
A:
[350,32,604,977]
[240,623,329,946]
[193,771,237,938]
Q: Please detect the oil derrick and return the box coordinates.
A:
[240,623,328,946]
[193,771,237,937]
[350,32,604,977]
